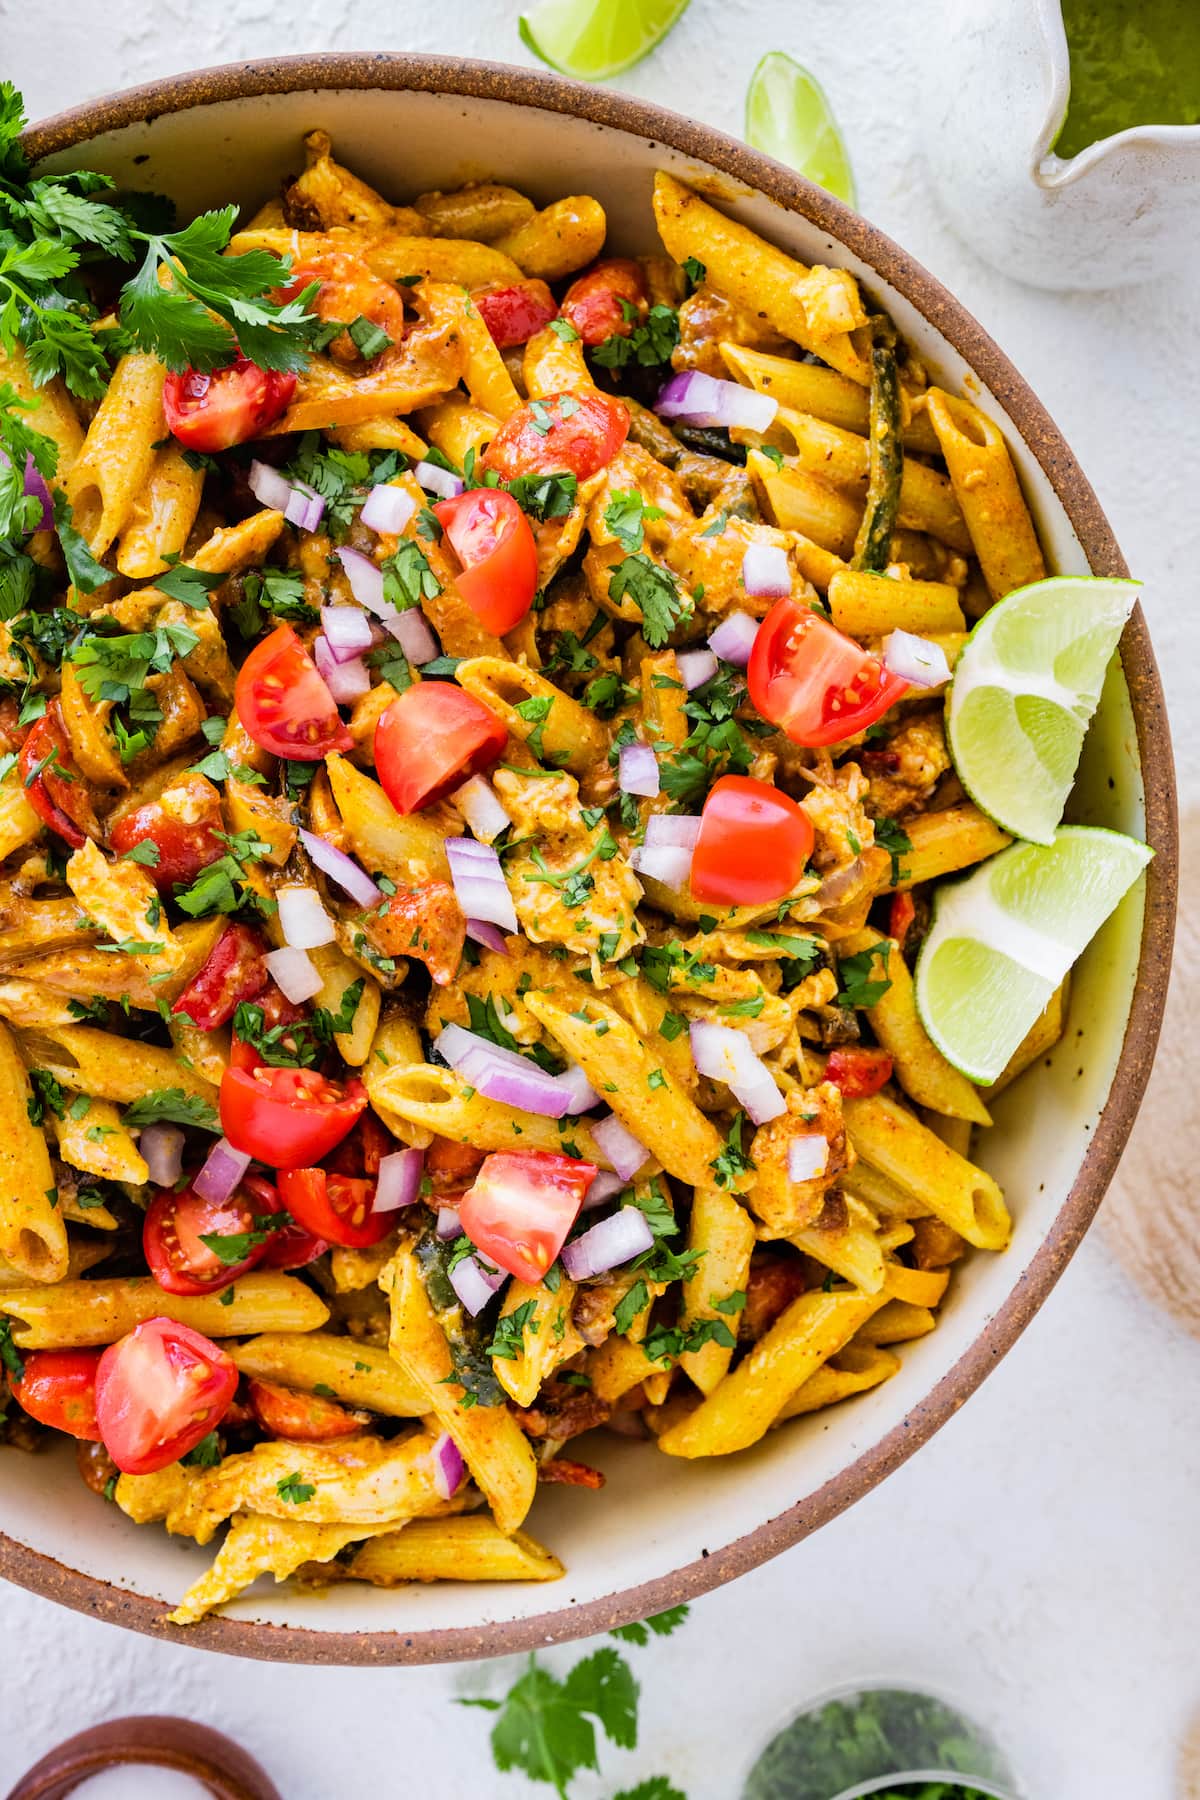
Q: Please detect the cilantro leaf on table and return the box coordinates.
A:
[610,1604,690,1646]
[463,1647,639,1795]
[613,1781,687,1800]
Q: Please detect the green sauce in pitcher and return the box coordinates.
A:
[1054,0,1200,157]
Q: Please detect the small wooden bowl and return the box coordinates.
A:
[5,1716,282,1800]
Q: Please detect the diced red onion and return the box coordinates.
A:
[556,1064,601,1115]
[314,635,372,704]
[445,837,518,933]
[656,370,777,433]
[414,460,464,500]
[139,1123,184,1188]
[619,740,659,798]
[583,1169,627,1212]
[264,945,324,1005]
[299,828,382,910]
[277,885,337,950]
[449,1252,506,1316]
[430,1430,465,1499]
[644,814,702,851]
[454,774,511,844]
[360,483,416,535]
[677,649,718,691]
[248,459,325,532]
[788,1137,829,1182]
[193,1137,252,1205]
[465,918,510,954]
[436,1205,462,1241]
[591,1112,650,1181]
[336,547,440,664]
[435,1024,572,1118]
[630,844,693,893]
[373,1147,424,1212]
[689,1020,785,1124]
[392,607,438,667]
[320,606,377,662]
[23,456,53,533]
[882,629,950,689]
[742,542,792,598]
[561,1205,655,1281]
[708,611,760,666]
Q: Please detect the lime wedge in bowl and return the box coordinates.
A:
[519,0,690,80]
[947,574,1140,845]
[744,51,856,204]
[914,826,1152,1085]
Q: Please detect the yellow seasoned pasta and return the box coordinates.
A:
[0,131,1069,1627]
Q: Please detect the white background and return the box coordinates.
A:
[3,4,1199,1796]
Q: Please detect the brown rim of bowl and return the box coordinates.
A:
[5,1715,283,1800]
[5,52,1177,1666]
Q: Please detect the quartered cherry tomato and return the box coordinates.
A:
[459,1150,597,1285]
[560,258,648,346]
[242,1172,327,1271]
[374,682,506,814]
[108,771,227,894]
[276,1165,392,1249]
[481,390,628,483]
[171,922,269,1032]
[220,1065,366,1169]
[235,623,354,761]
[433,488,538,634]
[11,1349,102,1441]
[94,1319,237,1475]
[163,357,296,452]
[474,279,558,348]
[18,701,98,848]
[748,598,909,747]
[246,1377,369,1442]
[689,774,814,907]
[823,1046,894,1098]
[143,1182,268,1297]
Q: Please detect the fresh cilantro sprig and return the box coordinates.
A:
[836,944,892,1009]
[122,1088,219,1132]
[592,303,680,371]
[608,553,689,649]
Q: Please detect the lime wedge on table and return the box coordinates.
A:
[947,574,1139,846]
[519,0,690,80]
[914,826,1152,1085]
[744,52,856,205]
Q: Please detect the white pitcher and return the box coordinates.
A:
[922,0,1200,289]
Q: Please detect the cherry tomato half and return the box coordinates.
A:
[11,1349,102,1441]
[277,1166,392,1249]
[560,258,648,346]
[433,488,538,635]
[171,922,269,1032]
[247,1377,370,1442]
[474,279,558,348]
[689,774,815,907]
[482,391,628,483]
[143,1183,268,1297]
[234,623,354,761]
[823,1047,894,1098]
[243,1172,327,1271]
[374,682,507,814]
[459,1150,597,1286]
[163,357,296,453]
[747,598,909,747]
[220,1065,366,1169]
[18,701,98,848]
[94,1319,237,1475]
[108,771,227,894]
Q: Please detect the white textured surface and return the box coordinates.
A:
[4,5,1199,1797]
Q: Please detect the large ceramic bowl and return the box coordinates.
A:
[4,53,1176,1664]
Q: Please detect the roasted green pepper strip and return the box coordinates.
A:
[851,323,903,572]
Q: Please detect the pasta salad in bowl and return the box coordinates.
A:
[0,56,1173,1660]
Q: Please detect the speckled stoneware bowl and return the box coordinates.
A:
[4,52,1177,1666]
